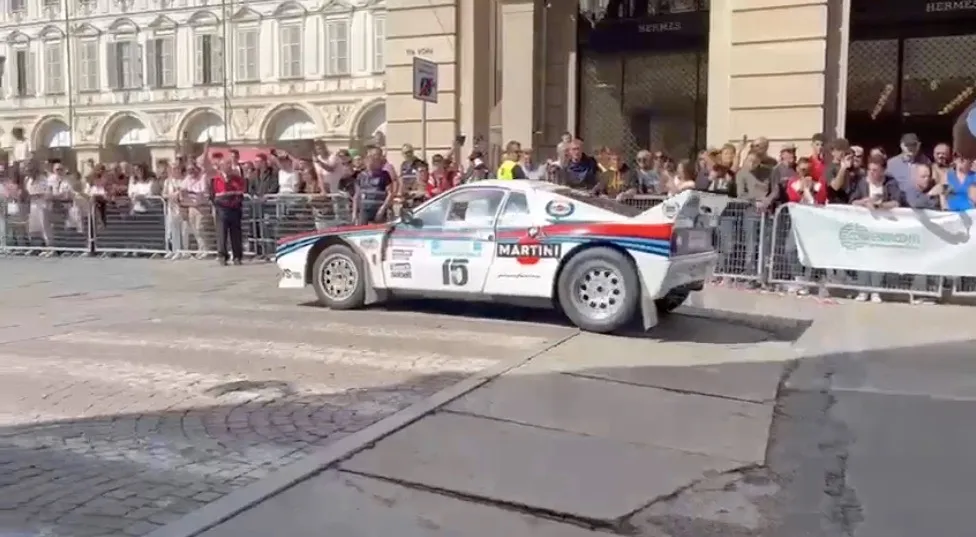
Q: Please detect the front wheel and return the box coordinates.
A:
[312,244,366,310]
[557,247,640,333]
[654,288,691,315]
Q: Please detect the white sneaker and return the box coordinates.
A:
[870,293,882,303]
[195,252,208,260]
[797,287,810,296]
[163,252,174,259]
[911,297,935,305]
[855,292,869,302]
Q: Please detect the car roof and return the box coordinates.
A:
[456,180,564,194]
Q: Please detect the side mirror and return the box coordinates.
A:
[398,207,421,227]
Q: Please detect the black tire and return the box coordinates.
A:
[654,288,691,315]
[557,247,640,333]
[311,244,366,310]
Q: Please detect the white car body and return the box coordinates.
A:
[276,181,729,330]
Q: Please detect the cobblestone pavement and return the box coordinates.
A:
[0,258,575,537]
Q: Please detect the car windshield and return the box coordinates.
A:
[552,188,643,217]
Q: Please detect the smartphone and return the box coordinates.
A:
[455,134,467,146]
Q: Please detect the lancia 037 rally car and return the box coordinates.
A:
[275,180,728,333]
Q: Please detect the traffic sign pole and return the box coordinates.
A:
[412,56,438,164]
[421,101,428,162]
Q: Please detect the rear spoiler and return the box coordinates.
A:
[632,190,732,226]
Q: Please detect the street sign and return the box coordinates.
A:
[412,56,438,104]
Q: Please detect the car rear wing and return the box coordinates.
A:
[631,190,732,227]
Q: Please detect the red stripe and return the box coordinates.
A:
[497,222,672,241]
[276,223,386,246]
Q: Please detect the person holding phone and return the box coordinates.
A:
[825,140,862,204]
[943,152,976,212]
[851,155,902,210]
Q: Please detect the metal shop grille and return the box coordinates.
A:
[579,50,707,161]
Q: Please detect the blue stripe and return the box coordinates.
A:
[276,230,674,260]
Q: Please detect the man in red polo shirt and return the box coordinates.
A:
[809,132,826,182]
[210,153,246,266]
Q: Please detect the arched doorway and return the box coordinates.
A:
[101,114,152,164]
[32,117,76,171]
[180,109,228,158]
[355,102,386,150]
[846,0,976,154]
[263,106,318,157]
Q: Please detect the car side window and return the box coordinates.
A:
[497,193,533,228]
[412,189,506,228]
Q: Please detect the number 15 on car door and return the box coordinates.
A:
[441,258,469,287]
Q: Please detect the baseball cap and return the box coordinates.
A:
[781,143,797,152]
[401,143,415,153]
[901,133,920,147]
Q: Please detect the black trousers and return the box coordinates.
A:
[215,206,243,261]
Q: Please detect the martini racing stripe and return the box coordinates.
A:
[496,236,670,257]
[276,222,676,260]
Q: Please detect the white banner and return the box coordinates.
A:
[788,203,976,277]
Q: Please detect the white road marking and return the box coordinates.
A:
[150,315,551,349]
[0,354,373,401]
[48,332,501,374]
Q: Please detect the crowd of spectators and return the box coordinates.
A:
[2,127,973,301]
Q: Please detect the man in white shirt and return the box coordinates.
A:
[11,127,31,165]
[313,143,350,194]
[276,155,299,194]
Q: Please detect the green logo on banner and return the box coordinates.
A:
[838,223,922,251]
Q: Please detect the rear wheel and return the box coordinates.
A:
[557,247,640,333]
[654,288,691,315]
[312,244,366,310]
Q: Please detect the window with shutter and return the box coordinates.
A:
[44,41,63,94]
[24,50,35,97]
[210,35,224,84]
[195,34,219,85]
[161,36,175,87]
[106,42,120,89]
[372,17,385,73]
[10,0,25,13]
[194,34,206,85]
[146,38,158,88]
[0,56,6,95]
[78,40,98,92]
[131,42,143,88]
[235,28,258,82]
[325,20,349,76]
[279,25,301,79]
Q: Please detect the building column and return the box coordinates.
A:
[707,0,837,155]
[457,0,492,159]
[500,0,536,149]
[385,0,491,165]
[536,0,577,155]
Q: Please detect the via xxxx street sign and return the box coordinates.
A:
[412,56,438,104]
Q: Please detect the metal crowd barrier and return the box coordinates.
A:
[0,193,355,260]
[0,189,971,304]
[765,204,946,301]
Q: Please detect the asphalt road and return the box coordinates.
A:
[0,258,575,537]
[629,300,976,537]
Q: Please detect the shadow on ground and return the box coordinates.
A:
[0,308,818,537]
[298,298,811,344]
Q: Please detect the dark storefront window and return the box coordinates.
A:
[847,0,976,154]
[577,0,708,161]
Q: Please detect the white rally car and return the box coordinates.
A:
[276,181,728,333]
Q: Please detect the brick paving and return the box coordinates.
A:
[0,259,574,537]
